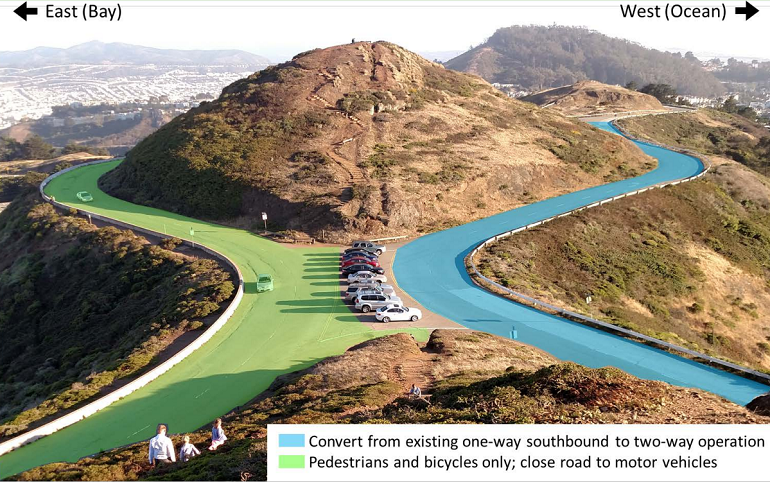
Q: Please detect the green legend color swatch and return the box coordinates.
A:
[279,455,306,469]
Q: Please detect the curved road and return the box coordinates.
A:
[0,161,427,478]
[394,121,769,406]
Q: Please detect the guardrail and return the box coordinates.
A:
[0,159,246,457]
[368,235,409,242]
[466,114,770,386]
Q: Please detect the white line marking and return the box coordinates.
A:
[128,424,151,438]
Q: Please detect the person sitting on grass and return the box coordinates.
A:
[208,418,227,451]
[148,423,176,466]
[179,435,201,462]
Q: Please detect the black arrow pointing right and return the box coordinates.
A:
[14,2,38,21]
[735,1,759,20]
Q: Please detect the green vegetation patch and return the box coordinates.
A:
[0,187,234,436]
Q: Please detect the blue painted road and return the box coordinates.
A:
[394,121,769,406]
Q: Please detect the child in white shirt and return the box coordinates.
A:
[179,435,201,462]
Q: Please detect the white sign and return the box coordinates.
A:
[262,212,268,221]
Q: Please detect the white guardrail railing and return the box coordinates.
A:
[466,114,770,386]
[0,159,246,456]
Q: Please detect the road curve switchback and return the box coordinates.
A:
[0,161,428,478]
[393,121,769,406]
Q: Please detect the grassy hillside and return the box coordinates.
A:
[445,25,724,96]
[522,81,664,116]
[617,109,770,177]
[0,184,234,437]
[100,41,653,242]
[476,112,770,372]
[13,331,766,481]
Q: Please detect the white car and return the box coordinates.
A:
[354,293,403,313]
[375,305,423,323]
[347,271,387,284]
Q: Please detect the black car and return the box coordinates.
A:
[342,264,385,275]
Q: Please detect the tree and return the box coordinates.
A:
[639,83,678,104]
[625,81,638,91]
[0,137,24,161]
[62,143,110,156]
[21,135,55,160]
[720,96,739,114]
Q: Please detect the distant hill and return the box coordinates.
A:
[522,80,664,116]
[100,41,654,241]
[445,26,724,97]
[0,41,271,67]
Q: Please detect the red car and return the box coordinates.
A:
[341,257,380,269]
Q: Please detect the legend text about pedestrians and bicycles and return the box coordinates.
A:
[267,424,769,481]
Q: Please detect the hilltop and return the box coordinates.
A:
[14,330,767,481]
[522,81,664,116]
[445,26,724,96]
[101,41,654,241]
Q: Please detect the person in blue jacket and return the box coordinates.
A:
[208,418,227,451]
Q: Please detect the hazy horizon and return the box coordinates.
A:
[1,1,767,63]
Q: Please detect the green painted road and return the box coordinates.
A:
[0,160,428,478]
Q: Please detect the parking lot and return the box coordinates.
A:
[337,241,465,331]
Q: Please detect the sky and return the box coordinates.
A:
[0,1,768,62]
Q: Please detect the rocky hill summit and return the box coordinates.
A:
[101,41,653,241]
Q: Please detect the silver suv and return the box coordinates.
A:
[345,283,395,301]
[355,293,403,313]
[351,240,386,256]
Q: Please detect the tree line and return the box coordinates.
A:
[450,26,725,97]
[0,136,109,162]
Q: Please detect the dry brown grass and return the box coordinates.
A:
[522,80,664,116]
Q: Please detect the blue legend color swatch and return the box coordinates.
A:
[279,433,306,448]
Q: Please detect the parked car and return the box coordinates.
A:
[347,271,387,284]
[375,305,423,323]
[342,250,377,260]
[347,284,396,301]
[341,257,380,269]
[76,191,93,202]
[256,274,274,292]
[342,264,385,276]
[355,293,403,313]
[351,240,387,256]
[344,283,394,301]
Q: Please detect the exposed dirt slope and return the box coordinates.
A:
[14,331,768,481]
[522,81,664,116]
[100,41,653,242]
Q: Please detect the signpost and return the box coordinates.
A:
[261,212,268,231]
[190,227,195,248]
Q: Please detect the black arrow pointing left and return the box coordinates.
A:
[14,2,38,21]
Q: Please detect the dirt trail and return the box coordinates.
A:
[390,343,438,399]
[306,66,369,202]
